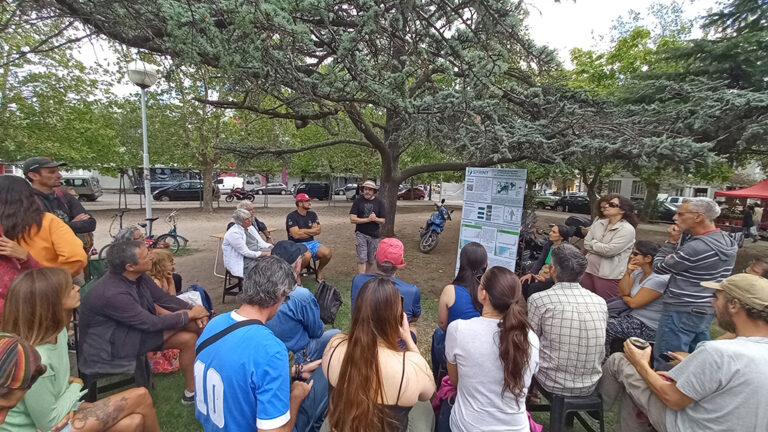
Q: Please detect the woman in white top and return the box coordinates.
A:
[582,194,637,300]
[445,266,540,432]
[222,209,272,278]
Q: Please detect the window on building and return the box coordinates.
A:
[608,180,622,194]
[631,181,646,197]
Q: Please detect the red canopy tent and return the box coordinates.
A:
[715,179,768,199]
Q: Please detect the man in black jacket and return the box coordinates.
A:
[22,157,96,235]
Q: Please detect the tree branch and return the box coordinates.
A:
[216,138,371,158]
[194,96,339,121]
[400,156,527,180]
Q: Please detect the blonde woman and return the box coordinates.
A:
[0,267,160,432]
[150,248,176,295]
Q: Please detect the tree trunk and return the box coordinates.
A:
[379,151,400,237]
[200,158,215,213]
[641,180,660,222]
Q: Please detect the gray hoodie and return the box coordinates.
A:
[653,230,738,310]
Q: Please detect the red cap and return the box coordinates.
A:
[295,193,311,202]
[375,238,405,268]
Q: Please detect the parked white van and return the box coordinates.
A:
[215,176,244,194]
[61,175,103,201]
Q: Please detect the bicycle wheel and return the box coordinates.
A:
[155,234,181,254]
[98,243,112,260]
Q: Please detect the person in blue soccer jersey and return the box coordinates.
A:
[194,256,321,432]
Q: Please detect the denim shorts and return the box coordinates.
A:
[303,240,322,258]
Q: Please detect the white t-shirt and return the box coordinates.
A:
[666,337,768,432]
[446,316,540,432]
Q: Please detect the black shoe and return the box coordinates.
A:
[181,393,195,404]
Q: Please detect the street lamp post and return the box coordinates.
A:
[127,61,159,236]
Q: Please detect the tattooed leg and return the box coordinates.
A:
[70,387,160,432]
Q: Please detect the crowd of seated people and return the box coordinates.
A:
[2,169,768,432]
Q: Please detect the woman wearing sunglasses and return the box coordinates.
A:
[604,240,670,357]
[582,194,638,300]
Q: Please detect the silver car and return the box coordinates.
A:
[252,182,289,195]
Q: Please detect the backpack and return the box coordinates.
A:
[314,280,342,324]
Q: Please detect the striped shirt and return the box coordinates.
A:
[653,230,737,308]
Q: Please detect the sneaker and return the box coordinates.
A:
[181,393,195,404]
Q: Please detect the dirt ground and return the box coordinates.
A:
[89,204,767,313]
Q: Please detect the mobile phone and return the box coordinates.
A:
[659,352,675,362]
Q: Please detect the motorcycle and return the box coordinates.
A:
[224,187,255,203]
[419,199,454,253]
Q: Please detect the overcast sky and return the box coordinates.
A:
[78,0,723,95]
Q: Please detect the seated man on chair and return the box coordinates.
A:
[78,240,210,404]
[267,241,341,363]
[223,209,272,278]
[286,193,332,282]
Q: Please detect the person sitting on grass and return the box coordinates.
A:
[223,209,272,279]
[444,266,539,432]
[286,193,332,282]
[0,334,46,426]
[322,277,436,432]
[267,241,340,365]
[600,273,768,432]
[0,267,162,432]
[78,241,210,405]
[604,240,669,356]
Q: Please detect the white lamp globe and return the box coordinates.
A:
[127,60,159,89]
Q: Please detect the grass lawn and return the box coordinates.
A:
[149,277,726,431]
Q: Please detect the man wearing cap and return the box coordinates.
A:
[600,273,768,432]
[22,157,96,237]
[350,238,421,323]
[349,180,386,274]
[286,193,332,282]
[266,241,340,365]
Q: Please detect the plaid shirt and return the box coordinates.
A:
[528,282,607,396]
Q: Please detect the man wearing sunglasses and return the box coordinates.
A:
[651,197,737,370]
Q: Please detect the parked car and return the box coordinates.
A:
[153,181,220,201]
[553,195,591,214]
[252,182,289,195]
[214,176,244,194]
[335,184,358,195]
[345,185,360,201]
[665,196,686,205]
[653,202,679,223]
[398,187,426,200]
[61,175,103,201]
[532,192,559,209]
[294,182,331,200]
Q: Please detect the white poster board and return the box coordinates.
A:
[457,167,527,271]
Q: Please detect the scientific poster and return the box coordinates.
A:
[457,168,527,272]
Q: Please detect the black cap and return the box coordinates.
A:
[22,157,66,174]
[271,241,304,264]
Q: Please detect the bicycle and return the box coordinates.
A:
[98,210,184,258]
[153,209,189,254]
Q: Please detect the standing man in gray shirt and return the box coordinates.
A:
[600,273,768,432]
[651,197,737,370]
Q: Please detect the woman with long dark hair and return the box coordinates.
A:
[520,224,575,299]
[0,176,86,277]
[444,267,539,432]
[582,194,637,300]
[0,267,161,432]
[322,277,436,432]
[431,242,487,382]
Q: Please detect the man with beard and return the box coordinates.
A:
[599,273,768,432]
[348,180,386,274]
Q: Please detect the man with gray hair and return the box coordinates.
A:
[222,208,272,278]
[527,243,608,396]
[652,197,738,370]
[195,256,324,432]
[79,240,209,404]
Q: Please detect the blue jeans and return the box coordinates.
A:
[653,307,714,371]
[431,328,447,384]
[295,366,330,432]
[295,329,341,364]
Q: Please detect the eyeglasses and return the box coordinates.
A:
[601,202,620,209]
[630,251,641,256]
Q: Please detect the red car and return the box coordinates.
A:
[398,187,425,200]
